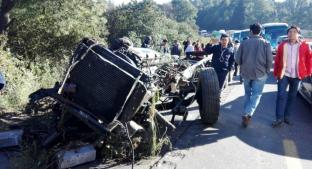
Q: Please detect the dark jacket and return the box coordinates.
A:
[186,44,235,72]
[171,44,182,56]
[235,35,273,80]
[205,44,235,72]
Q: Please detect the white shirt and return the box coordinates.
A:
[185,45,194,53]
[285,42,299,78]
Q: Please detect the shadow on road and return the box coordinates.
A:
[172,90,312,160]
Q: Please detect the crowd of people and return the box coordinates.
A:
[141,23,312,128]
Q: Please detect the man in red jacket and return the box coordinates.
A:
[273,25,312,127]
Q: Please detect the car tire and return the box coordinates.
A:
[196,68,220,125]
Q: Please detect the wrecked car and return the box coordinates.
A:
[24,37,220,168]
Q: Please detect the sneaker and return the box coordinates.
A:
[242,115,251,128]
[272,119,283,128]
[284,118,293,125]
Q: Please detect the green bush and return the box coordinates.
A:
[8,0,108,62]
[0,35,65,111]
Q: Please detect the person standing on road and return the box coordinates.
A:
[233,40,240,76]
[160,39,170,54]
[183,37,191,52]
[0,72,5,95]
[185,41,195,59]
[187,34,235,89]
[272,25,312,127]
[141,36,152,48]
[235,23,273,128]
[171,40,182,56]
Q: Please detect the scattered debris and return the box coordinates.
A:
[2,37,221,168]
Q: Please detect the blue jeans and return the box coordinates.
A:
[275,76,300,120]
[243,74,268,116]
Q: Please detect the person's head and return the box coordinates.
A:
[173,40,180,46]
[287,25,301,42]
[163,39,168,44]
[250,23,262,35]
[234,40,240,44]
[220,34,229,47]
[144,36,152,44]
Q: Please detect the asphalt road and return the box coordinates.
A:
[151,74,312,169]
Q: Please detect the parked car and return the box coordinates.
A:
[299,76,312,105]
[273,35,304,54]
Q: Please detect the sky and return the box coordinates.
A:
[113,0,286,6]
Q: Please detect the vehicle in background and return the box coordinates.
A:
[262,23,289,54]
[239,29,250,42]
[276,35,304,46]
[232,30,241,41]
[299,76,312,106]
[200,30,208,37]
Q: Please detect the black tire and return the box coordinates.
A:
[196,68,220,125]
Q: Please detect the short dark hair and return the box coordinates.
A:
[220,33,229,39]
[250,23,262,35]
[287,25,301,34]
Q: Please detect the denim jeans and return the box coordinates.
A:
[243,74,268,116]
[275,76,300,120]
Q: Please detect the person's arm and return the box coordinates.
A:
[235,44,243,65]
[265,42,273,74]
[204,43,214,55]
[274,43,283,79]
[306,43,312,76]
[228,52,235,71]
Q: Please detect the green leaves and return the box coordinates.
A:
[107,0,199,48]
[8,0,108,61]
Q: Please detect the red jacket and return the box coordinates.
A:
[274,41,312,79]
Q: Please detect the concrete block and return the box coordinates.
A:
[57,145,96,169]
[0,129,23,148]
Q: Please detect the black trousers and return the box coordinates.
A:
[216,70,228,89]
[0,83,4,91]
[234,63,239,75]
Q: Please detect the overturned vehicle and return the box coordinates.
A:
[26,38,220,166]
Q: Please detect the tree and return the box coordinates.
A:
[8,0,108,61]
[107,0,199,47]
[171,0,198,23]
[244,0,275,25]
[230,0,245,29]
[0,0,15,33]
